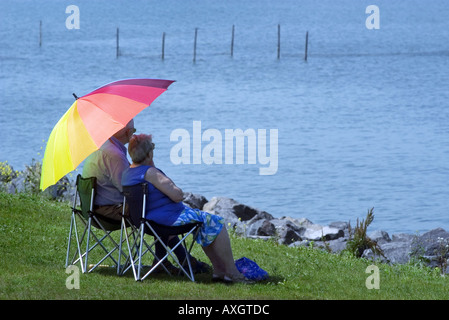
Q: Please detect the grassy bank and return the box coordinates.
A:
[1,191,449,300]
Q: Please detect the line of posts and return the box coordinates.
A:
[39,22,309,61]
[164,25,309,62]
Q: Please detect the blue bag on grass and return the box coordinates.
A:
[235,257,269,281]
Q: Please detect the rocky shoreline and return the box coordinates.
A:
[184,192,449,273]
[2,167,449,273]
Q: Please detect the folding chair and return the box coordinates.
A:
[119,182,202,281]
[66,174,127,274]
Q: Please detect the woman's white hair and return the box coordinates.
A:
[128,134,153,163]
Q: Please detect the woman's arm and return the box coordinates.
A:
[145,167,184,202]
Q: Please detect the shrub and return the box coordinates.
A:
[345,208,385,258]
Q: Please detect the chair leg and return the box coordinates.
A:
[65,214,75,268]
[139,224,199,282]
[71,214,86,273]
[137,224,146,281]
[84,217,92,273]
[118,219,126,275]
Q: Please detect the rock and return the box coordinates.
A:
[6,175,26,194]
[203,196,274,235]
[326,238,348,253]
[203,197,260,220]
[202,197,273,238]
[280,216,314,228]
[363,241,413,264]
[247,211,275,224]
[289,237,348,253]
[368,230,391,245]
[302,224,345,241]
[246,219,276,237]
[329,221,350,237]
[392,233,416,242]
[203,197,240,229]
[329,221,349,230]
[270,218,305,245]
[3,170,75,202]
[288,240,310,248]
[183,192,208,209]
[410,228,449,265]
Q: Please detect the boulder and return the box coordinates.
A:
[302,224,345,241]
[363,241,412,264]
[183,192,208,210]
[280,216,314,228]
[270,218,306,245]
[246,219,276,237]
[368,230,391,245]
[203,197,260,220]
[202,196,273,236]
[392,233,416,242]
[413,228,449,257]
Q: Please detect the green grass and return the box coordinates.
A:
[1,191,449,300]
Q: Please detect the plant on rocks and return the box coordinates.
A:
[345,208,385,258]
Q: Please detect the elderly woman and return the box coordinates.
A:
[121,134,248,283]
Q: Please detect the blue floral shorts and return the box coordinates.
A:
[172,206,224,247]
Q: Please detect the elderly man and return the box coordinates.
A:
[83,120,135,221]
[82,120,209,274]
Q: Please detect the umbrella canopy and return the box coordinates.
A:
[40,78,175,191]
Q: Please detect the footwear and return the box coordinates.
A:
[191,258,212,274]
[150,259,181,275]
[182,257,212,274]
[212,273,254,284]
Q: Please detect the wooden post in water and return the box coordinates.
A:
[39,20,42,47]
[277,24,281,60]
[193,28,198,63]
[304,31,309,61]
[161,32,166,60]
[231,25,235,57]
[116,27,120,58]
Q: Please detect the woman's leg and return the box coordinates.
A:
[171,208,245,280]
[202,227,241,277]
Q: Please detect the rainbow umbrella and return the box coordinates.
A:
[40,78,175,191]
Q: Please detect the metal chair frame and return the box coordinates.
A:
[66,174,127,274]
[119,183,202,281]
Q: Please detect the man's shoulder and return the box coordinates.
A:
[102,139,126,155]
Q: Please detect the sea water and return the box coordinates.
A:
[1,0,449,234]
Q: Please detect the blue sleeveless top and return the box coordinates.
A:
[121,165,185,225]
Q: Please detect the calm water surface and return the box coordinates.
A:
[1,0,449,233]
